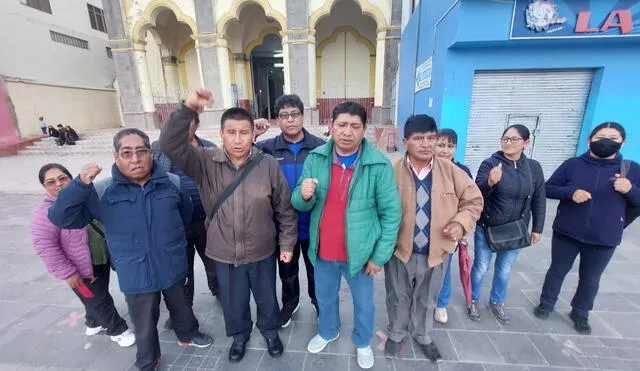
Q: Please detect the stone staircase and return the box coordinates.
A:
[17,125,382,156]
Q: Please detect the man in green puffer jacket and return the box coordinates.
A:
[291,101,401,370]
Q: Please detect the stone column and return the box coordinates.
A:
[372,0,402,126]
[284,0,318,125]
[103,0,156,129]
[161,56,181,102]
[232,53,251,111]
[193,0,227,127]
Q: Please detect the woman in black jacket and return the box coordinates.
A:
[469,124,546,323]
[534,122,639,335]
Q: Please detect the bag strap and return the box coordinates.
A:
[89,221,105,238]
[208,153,265,219]
[621,159,630,178]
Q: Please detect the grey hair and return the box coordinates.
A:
[113,128,151,151]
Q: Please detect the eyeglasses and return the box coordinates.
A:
[278,111,301,120]
[119,148,150,159]
[43,174,70,188]
[501,137,524,144]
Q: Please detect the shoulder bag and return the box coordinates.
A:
[483,160,534,252]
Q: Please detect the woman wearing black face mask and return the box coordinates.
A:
[534,122,640,335]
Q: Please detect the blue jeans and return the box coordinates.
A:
[314,258,374,348]
[471,226,520,304]
[436,254,453,308]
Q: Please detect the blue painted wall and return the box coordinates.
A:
[397,0,640,163]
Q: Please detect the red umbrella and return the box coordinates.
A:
[457,237,472,308]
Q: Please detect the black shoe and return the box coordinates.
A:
[228,336,249,363]
[179,332,213,348]
[419,342,442,362]
[279,303,300,328]
[266,335,284,358]
[468,300,481,321]
[163,318,173,330]
[384,339,402,357]
[569,311,592,335]
[533,305,551,319]
[488,302,510,324]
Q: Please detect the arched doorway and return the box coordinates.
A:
[249,34,284,119]
[314,0,378,124]
[133,5,199,124]
[223,3,284,118]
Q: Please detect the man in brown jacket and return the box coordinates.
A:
[385,115,483,360]
[159,90,298,363]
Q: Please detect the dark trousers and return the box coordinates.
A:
[73,263,128,336]
[185,221,219,304]
[539,232,616,318]
[215,254,279,341]
[126,281,200,371]
[278,239,316,313]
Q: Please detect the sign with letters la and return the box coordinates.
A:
[510,0,640,39]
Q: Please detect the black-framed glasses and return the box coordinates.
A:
[43,174,70,188]
[500,137,524,144]
[279,111,301,120]
[119,148,150,160]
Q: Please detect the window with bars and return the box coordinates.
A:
[24,0,52,14]
[87,4,107,33]
[50,30,89,50]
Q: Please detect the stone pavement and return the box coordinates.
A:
[1,154,640,370]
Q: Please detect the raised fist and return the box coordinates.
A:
[79,163,102,185]
[301,178,318,201]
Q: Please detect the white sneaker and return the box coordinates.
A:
[85,325,105,336]
[434,308,448,324]
[111,329,136,347]
[357,346,374,369]
[307,333,339,353]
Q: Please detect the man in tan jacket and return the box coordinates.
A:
[385,115,483,360]
[159,90,298,364]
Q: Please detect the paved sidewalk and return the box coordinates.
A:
[1,193,640,371]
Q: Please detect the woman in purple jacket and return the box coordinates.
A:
[534,123,640,335]
[31,163,135,347]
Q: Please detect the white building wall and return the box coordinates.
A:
[0,0,115,88]
[0,0,121,137]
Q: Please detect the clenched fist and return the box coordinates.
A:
[488,162,503,187]
[572,189,592,204]
[254,118,270,139]
[185,89,213,113]
[614,174,632,194]
[79,163,102,185]
[301,178,318,201]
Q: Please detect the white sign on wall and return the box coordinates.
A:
[414,57,432,92]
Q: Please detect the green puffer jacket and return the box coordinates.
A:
[291,138,401,277]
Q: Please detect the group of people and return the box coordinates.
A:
[30,89,639,371]
[40,117,79,145]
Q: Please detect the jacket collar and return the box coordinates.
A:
[274,128,316,151]
[313,138,386,166]
[579,152,622,167]
[194,134,217,149]
[111,161,169,185]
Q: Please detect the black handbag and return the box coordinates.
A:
[483,160,533,252]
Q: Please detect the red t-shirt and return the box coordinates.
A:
[318,164,353,261]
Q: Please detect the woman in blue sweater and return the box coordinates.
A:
[534,122,640,335]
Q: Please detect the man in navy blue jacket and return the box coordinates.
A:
[48,128,213,371]
[254,94,326,327]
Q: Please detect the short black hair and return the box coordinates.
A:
[502,124,530,141]
[38,163,72,185]
[403,114,437,139]
[220,107,254,130]
[589,122,626,141]
[332,101,367,125]
[274,94,304,116]
[437,128,458,145]
[57,124,63,128]
[39,116,44,121]
[113,128,151,151]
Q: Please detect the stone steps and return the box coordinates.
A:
[15,125,388,156]
[17,126,333,156]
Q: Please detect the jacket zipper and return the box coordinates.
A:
[585,168,599,228]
